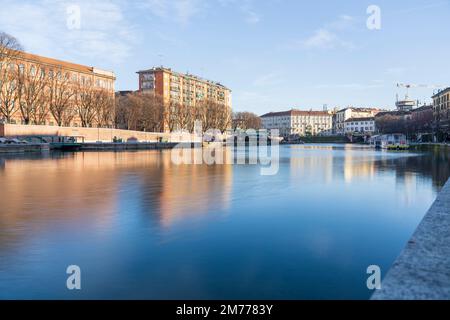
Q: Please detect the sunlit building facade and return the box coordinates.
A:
[0,51,115,127]
[261,109,333,137]
[335,107,382,135]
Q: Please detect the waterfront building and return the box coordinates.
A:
[334,107,382,135]
[136,67,232,131]
[344,117,376,134]
[0,50,116,127]
[260,109,333,137]
[432,87,450,136]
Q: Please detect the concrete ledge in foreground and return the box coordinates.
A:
[372,178,450,300]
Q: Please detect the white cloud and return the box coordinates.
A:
[139,0,205,25]
[0,0,137,65]
[218,0,261,25]
[301,15,355,50]
[244,11,261,24]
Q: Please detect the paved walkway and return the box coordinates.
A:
[372,178,450,299]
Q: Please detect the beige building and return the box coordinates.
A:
[335,107,382,135]
[0,51,115,127]
[261,109,333,137]
[344,117,376,134]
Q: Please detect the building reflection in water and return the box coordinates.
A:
[287,144,449,207]
[0,150,233,254]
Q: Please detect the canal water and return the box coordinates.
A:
[0,144,449,299]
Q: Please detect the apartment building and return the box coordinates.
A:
[335,107,382,135]
[137,67,231,107]
[261,109,333,137]
[432,87,450,133]
[344,117,376,134]
[0,51,115,127]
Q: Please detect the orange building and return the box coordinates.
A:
[136,67,232,131]
[0,51,115,127]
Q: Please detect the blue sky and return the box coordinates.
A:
[0,0,449,115]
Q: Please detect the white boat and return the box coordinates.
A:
[369,134,409,150]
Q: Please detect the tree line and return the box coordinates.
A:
[375,110,434,138]
[115,92,233,133]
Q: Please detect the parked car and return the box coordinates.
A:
[3,138,28,145]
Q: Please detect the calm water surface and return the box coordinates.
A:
[0,144,449,299]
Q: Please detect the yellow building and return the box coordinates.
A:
[0,51,115,127]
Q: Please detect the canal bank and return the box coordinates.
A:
[0,142,201,154]
[0,144,50,154]
[372,177,450,300]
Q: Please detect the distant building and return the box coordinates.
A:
[396,99,416,112]
[260,109,333,137]
[432,87,450,135]
[335,108,382,135]
[115,90,134,97]
[344,117,376,134]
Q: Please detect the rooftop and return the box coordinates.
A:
[13,50,115,79]
[338,107,382,113]
[136,66,230,90]
[260,109,331,118]
[432,87,450,98]
[344,117,375,122]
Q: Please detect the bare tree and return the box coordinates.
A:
[17,63,48,124]
[96,89,114,128]
[114,94,129,129]
[232,111,261,130]
[0,31,23,64]
[141,93,164,132]
[48,69,76,126]
[0,32,23,123]
[114,92,145,130]
[0,64,19,122]
[75,80,98,127]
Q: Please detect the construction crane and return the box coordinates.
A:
[397,83,446,99]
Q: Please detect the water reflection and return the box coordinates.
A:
[0,145,448,299]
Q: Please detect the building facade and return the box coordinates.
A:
[335,108,381,135]
[0,51,115,127]
[137,67,231,108]
[261,109,333,137]
[396,98,416,112]
[432,87,450,135]
[344,117,376,134]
